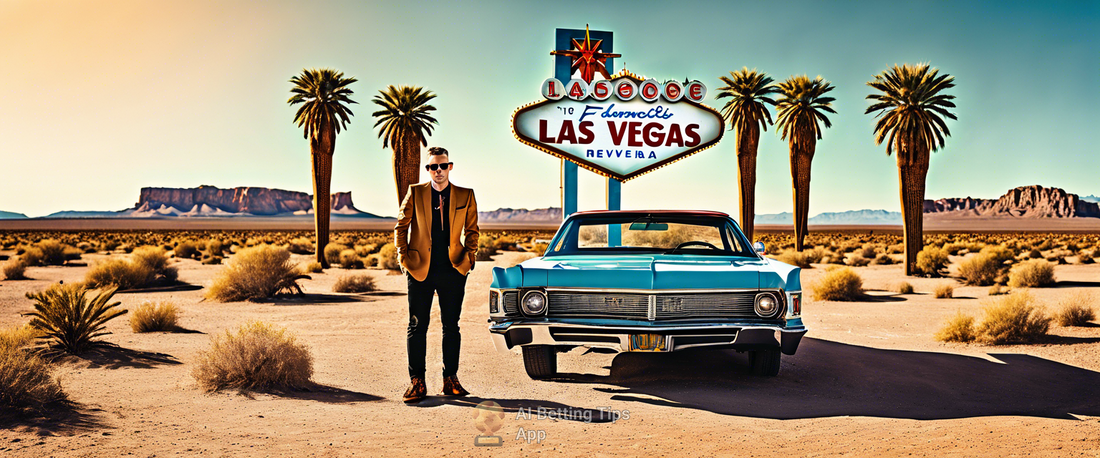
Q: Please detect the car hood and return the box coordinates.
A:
[490,254,801,291]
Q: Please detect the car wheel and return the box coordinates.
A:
[522,345,557,379]
[748,349,781,376]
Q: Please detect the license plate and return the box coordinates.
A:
[628,334,667,352]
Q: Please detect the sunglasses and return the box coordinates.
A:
[425,162,453,171]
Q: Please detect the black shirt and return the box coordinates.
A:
[430,184,450,268]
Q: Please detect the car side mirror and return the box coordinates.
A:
[753,242,766,255]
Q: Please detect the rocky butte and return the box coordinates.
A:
[924,185,1100,218]
[134,185,371,216]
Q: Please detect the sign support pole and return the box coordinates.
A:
[554,28,615,221]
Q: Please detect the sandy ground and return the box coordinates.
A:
[2,249,1100,457]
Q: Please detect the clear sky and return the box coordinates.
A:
[1,0,1097,218]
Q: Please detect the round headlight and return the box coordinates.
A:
[521,290,547,316]
[754,293,780,318]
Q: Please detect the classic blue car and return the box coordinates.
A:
[488,210,805,378]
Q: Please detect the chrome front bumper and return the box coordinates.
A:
[489,320,806,355]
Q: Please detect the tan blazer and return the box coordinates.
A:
[394,182,480,282]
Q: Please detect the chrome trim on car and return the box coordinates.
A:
[545,287,767,294]
[488,320,807,354]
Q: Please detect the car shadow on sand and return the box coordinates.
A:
[554,338,1100,420]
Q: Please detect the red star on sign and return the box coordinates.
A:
[550,24,621,84]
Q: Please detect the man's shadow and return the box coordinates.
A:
[552,338,1100,420]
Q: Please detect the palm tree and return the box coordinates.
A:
[372,85,438,206]
[288,68,357,268]
[774,75,836,251]
[716,68,777,242]
[866,63,957,275]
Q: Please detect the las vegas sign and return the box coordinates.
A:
[511,71,724,182]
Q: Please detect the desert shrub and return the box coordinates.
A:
[333,275,377,293]
[338,249,363,269]
[0,325,66,410]
[847,255,871,267]
[20,247,44,266]
[24,284,127,354]
[935,311,977,343]
[1077,251,1094,264]
[120,243,135,253]
[132,246,176,280]
[287,237,314,255]
[1007,259,1056,288]
[1055,292,1096,327]
[812,267,863,301]
[1027,249,1042,259]
[323,243,348,266]
[206,239,225,256]
[202,256,223,265]
[958,252,1008,286]
[35,239,79,265]
[376,243,400,271]
[477,237,499,262]
[859,246,877,259]
[933,283,955,299]
[77,242,96,254]
[364,256,379,268]
[976,291,1051,344]
[870,253,896,265]
[3,259,27,280]
[354,244,377,258]
[943,243,967,256]
[174,241,200,259]
[887,243,904,254]
[130,302,180,333]
[206,245,306,302]
[532,242,549,256]
[301,261,323,273]
[774,250,811,268]
[191,321,313,392]
[915,246,950,277]
[98,240,121,252]
[895,282,914,294]
[85,247,177,290]
[988,285,1009,296]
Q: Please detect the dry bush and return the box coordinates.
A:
[174,241,200,259]
[988,285,1009,296]
[812,267,863,301]
[0,324,66,410]
[19,247,44,266]
[130,302,181,333]
[85,246,178,290]
[976,291,1051,344]
[935,311,977,343]
[859,246,877,259]
[1055,291,1096,327]
[894,282,914,294]
[354,244,377,257]
[933,283,955,299]
[24,284,127,354]
[206,239,226,256]
[34,239,81,265]
[338,249,363,269]
[300,261,323,273]
[3,259,27,280]
[847,255,871,267]
[915,246,950,277]
[1007,259,1056,288]
[201,256,223,265]
[192,321,313,392]
[958,252,1007,286]
[477,237,499,262]
[377,243,400,270]
[323,243,348,266]
[333,275,377,293]
[1027,249,1042,259]
[774,250,811,268]
[1074,251,1094,264]
[206,245,306,302]
[870,253,896,265]
[532,242,549,256]
[287,237,315,255]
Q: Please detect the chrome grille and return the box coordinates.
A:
[548,292,650,319]
[503,292,519,315]
[546,291,769,320]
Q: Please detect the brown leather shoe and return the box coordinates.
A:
[440,375,470,397]
[403,377,426,404]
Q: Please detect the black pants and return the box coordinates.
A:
[407,261,467,379]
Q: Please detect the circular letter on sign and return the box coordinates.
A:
[685,80,707,102]
[615,79,638,101]
[542,78,565,100]
[662,80,684,102]
[590,80,613,101]
[565,79,589,100]
[639,79,661,102]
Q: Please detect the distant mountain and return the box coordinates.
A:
[755,210,902,225]
[42,185,382,218]
[480,207,562,223]
[924,185,1100,218]
[0,210,28,219]
[1082,194,1100,204]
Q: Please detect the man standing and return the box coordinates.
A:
[394,146,479,404]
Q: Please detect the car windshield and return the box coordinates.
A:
[546,213,757,257]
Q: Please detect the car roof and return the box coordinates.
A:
[569,209,730,218]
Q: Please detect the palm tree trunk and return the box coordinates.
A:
[790,142,814,251]
[736,124,760,242]
[311,125,335,268]
[393,134,422,206]
[899,155,929,276]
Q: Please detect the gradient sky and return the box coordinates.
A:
[2,0,1098,218]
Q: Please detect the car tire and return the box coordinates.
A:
[749,349,781,376]
[522,345,557,379]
